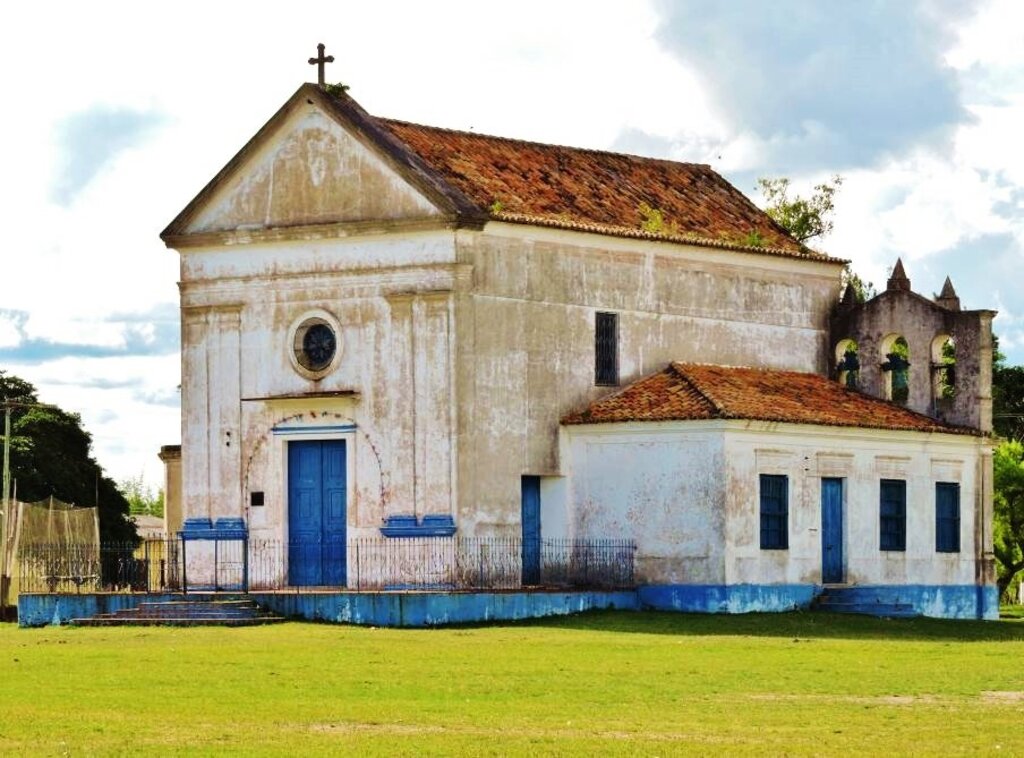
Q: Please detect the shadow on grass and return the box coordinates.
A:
[511,608,1024,643]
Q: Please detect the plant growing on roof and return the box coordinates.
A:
[741,229,765,248]
[638,202,679,236]
[323,82,351,97]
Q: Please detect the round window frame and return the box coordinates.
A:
[287,309,343,380]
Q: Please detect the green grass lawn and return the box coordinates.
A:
[3,611,1024,756]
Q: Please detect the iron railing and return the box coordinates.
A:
[18,536,636,594]
[17,539,182,594]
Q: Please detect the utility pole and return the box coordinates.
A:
[0,404,10,617]
[0,399,58,617]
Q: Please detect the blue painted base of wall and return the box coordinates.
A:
[639,583,999,620]
[817,584,999,621]
[17,593,183,628]
[639,584,817,614]
[18,591,638,628]
[18,583,999,627]
[251,591,638,627]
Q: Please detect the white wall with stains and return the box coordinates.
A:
[453,224,841,536]
[562,421,727,584]
[722,422,988,588]
[563,419,989,590]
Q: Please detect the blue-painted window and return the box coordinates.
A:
[935,482,960,553]
[880,479,906,551]
[759,474,788,550]
[595,312,619,386]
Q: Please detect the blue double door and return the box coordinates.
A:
[288,440,347,586]
[821,478,844,584]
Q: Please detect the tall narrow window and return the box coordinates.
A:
[935,482,960,553]
[760,474,789,550]
[880,479,907,551]
[595,312,619,386]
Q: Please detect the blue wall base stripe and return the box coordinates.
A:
[638,584,817,614]
[639,583,999,620]
[18,583,999,627]
[816,584,999,620]
[18,591,639,628]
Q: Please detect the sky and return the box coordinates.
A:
[1,0,1022,490]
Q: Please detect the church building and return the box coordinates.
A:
[160,68,997,620]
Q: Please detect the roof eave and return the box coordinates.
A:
[491,213,846,263]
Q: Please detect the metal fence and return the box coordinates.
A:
[18,536,635,594]
[17,539,182,594]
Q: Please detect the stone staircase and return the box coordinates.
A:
[812,586,920,619]
[70,597,285,627]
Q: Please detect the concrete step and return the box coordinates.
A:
[813,586,921,619]
[814,601,919,619]
[70,616,285,627]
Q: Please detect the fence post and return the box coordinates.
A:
[243,535,249,594]
[181,537,188,596]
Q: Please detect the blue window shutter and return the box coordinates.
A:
[759,474,788,550]
[936,482,960,553]
[880,479,906,551]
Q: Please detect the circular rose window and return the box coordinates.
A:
[289,312,342,379]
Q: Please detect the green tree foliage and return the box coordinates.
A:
[840,263,877,304]
[993,336,1024,441]
[994,439,1024,598]
[758,175,843,243]
[0,370,135,543]
[119,473,164,517]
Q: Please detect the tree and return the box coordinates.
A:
[993,335,1024,441]
[758,175,843,243]
[994,439,1024,598]
[119,473,164,517]
[0,370,135,543]
[840,263,877,304]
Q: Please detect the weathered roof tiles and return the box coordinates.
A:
[379,118,828,260]
[562,363,979,435]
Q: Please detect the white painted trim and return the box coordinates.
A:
[286,308,344,381]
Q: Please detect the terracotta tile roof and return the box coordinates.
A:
[378,118,829,261]
[562,363,979,435]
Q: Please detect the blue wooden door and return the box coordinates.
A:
[521,476,541,585]
[821,477,844,584]
[288,440,347,586]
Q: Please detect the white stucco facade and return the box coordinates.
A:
[562,420,993,617]
[161,84,996,618]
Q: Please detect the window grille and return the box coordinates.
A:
[880,479,906,551]
[935,482,960,553]
[759,474,789,550]
[595,312,619,386]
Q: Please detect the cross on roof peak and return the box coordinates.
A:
[308,43,334,87]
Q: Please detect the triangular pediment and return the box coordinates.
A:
[163,85,478,241]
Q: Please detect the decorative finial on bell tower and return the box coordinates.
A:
[935,276,961,311]
[308,43,335,87]
[887,257,911,292]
